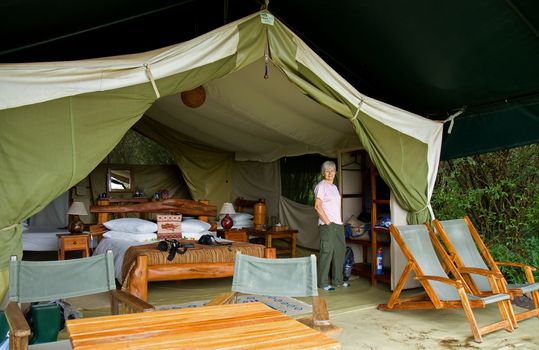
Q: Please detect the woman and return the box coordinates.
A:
[314,160,348,291]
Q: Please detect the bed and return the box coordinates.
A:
[22,226,65,251]
[23,226,97,251]
[90,198,273,301]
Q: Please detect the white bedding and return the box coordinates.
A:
[93,231,223,281]
[93,238,151,282]
[22,226,96,251]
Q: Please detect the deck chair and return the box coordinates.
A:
[208,252,341,335]
[434,216,539,323]
[378,224,515,343]
[4,250,154,350]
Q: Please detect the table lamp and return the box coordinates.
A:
[68,201,88,234]
[220,202,236,229]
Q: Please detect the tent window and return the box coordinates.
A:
[108,130,176,165]
[280,154,337,205]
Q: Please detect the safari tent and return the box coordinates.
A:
[0,11,444,298]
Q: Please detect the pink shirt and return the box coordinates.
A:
[314,180,342,225]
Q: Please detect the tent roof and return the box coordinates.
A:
[1,0,538,159]
[146,58,361,161]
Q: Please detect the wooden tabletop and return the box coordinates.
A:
[67,302,340,350]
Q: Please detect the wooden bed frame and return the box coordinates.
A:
[90,198,275,301]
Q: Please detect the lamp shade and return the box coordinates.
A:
[219,202,236,215]
[67,202,88,216]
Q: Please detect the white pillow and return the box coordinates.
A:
[231,220,254,228]
[218,213,254,221]
[103,218,157,233]
[181,219,211,233]
[103,231,157,242]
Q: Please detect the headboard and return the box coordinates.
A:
[234,197,266,229]
[90,199,217,238]
[234,197,265,213]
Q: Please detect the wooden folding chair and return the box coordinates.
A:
[208,251,341,335]
[434,216,539,323]
[378,224,515,343]
[5,250,153,350]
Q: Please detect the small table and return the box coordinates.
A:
[216,228,249,242]
[247,228,298,257]
[67,302,340,349]
[57,233,90,260]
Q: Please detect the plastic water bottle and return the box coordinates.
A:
[376,247,383,275]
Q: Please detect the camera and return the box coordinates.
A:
[157,239,194,261]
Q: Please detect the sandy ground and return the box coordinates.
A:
[64,275,539,349]
[332,305,539,349]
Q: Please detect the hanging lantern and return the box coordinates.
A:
[180,86,206,108]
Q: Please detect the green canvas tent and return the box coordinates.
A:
[0,11,443,297]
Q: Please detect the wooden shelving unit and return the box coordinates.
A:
[339,150,391,286]
[346,237,390,284]
[369,165,390,286]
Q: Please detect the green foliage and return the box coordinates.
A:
[280,154,337,205]
[108,130,176,165]
[432,144,539,283]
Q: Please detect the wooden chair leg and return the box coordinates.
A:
[10,333,30,350]
[457,287,482,343]
[497,299,516,331]
[311,296,329,324]
[531,290,539,314]
[297,296,342,336]
[379,262,413,310]
[111,292,119,315]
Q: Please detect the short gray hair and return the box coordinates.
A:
[321,160,336,175]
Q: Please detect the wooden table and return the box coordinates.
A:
[67,302,340,349]
[217,228,249,242]
[247,228,298,257]
[57,233,90,260]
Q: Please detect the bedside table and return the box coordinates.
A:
[57,233,90,260]
[216,229,248,242]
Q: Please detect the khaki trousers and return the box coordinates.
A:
[317,223,346,287]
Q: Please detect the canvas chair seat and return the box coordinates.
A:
[379,224,515,343]
[510,283,539,294]
[469,293,511,305]
[209,251,341,335]
[28,340,71,350]
[4,250,153,350]
[434,217,539,323]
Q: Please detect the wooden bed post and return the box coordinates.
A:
[129,255,149,301]
[197,199,210,222]
[96,198,110,224]
[264,248,276,259]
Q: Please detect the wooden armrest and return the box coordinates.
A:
[458,267,503,279]
[5,301,31,337]
[415,275,463,288]
[111,290,154,313]
[495,261,536,271]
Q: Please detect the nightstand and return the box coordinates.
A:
[216,229,248,242]
[57,233,90,260]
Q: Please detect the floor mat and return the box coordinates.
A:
[156,295,313,316]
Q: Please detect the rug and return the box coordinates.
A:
[156,295,312,316]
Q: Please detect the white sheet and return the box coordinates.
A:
[93,238,150,282]
[22,226,63,251]
[23,226,96,251]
